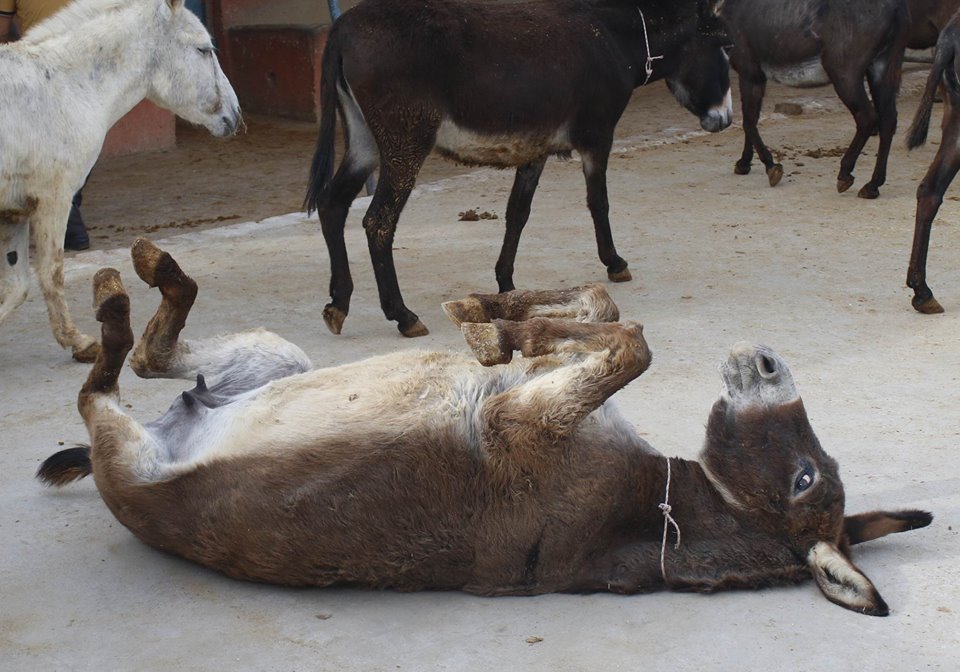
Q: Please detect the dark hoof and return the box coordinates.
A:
[322,305,347,335]
[442,297,487,326]
[767,164,784,187]
[131,238,167,287]
[912,295,944,314]
[734,160,752,175]
[461,323,511,366]
[72,341,100,363]
[857,184,880,200]
[400,319,429,338]
[607,267,632,283]
[837,175,855,193]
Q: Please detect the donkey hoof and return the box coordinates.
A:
[322,305,347,335]
[912,294,944,314]
[837,175,855,193]
[442,297,487,326]
[399,319,430,338]
[607,267,632,283]
[72,340,101,363]
[857,184,880,200]
[131,238,166,286]
[734,160,751,175]
[766,164,783,187]
[461,323,511,366]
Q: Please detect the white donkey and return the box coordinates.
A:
[0,0,240,361]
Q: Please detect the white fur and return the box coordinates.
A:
[0,0,240,358]
[434,118,572,166]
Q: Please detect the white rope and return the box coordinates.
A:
[638,8,664,86]
[659,457,682,582]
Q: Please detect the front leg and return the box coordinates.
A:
[32,195,98,361]
[464,316,650,435]
[442,284,619,326]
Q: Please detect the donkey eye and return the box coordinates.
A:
[197,46,214,55]
[794,468,815,493]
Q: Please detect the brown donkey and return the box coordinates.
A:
[39,240,930,615]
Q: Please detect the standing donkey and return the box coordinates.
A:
[717,0,910,198]
[305,0,732,338]
[0,0,240,361]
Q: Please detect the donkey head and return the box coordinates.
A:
[698,343,931,615]
[147,0,240,137]
[665,1,732,132]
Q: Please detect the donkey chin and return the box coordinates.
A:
[700,88,734,132]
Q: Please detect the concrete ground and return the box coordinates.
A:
[2,73,958,670]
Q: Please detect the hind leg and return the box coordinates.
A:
[495,159,546,293]
[129,239,311,393]
[442,284,619,326]
[856,56,903,199]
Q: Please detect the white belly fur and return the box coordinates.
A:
[434,118,572,167]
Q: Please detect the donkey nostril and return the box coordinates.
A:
[6,251,17,266]
[757,353,777,378]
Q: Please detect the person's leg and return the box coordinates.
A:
[65,189,89,251]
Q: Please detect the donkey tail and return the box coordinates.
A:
[36,445,92,487]
[304,31,343,215]
[908,41,955,149]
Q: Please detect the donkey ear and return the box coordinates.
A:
[844,510,933,546]
[807,542,889,616]
[706,0,726,16]
[165,0,184,11]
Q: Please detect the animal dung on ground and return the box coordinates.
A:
[774,102,804,116]
[457,209,499,222]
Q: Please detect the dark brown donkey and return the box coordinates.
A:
[39,239,931,615]
[717,0,911,198]
[304,0,733,337]
[905,10,960,313]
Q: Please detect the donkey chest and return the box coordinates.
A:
[434,119,572,168]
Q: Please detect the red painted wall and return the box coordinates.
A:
[102,101,176,159]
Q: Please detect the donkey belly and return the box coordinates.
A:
[762,58,830,87]
[434,118,572,168]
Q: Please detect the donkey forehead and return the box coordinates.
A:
[719,342,799,410]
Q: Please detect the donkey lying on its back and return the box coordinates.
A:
[305,0,732,338]
[39,239,931,615]
[0,0,239,362]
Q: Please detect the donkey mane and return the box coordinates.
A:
[20,0,144,45]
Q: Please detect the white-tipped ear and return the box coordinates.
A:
[807,541,889,616]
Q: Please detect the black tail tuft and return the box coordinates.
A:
[908,43,954,150]
[304,35,343,215]
[37,445,92,487]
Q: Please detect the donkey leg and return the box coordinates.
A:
[824,68,877,194]
[734,68,783,186]
[494,159,546,293]
[32,195,99,362]
[908,144,960,313]
[129,238,311,391]
[581,145,631,282]
[0,199,35,330]
[363,158,431,337]
[318,161,376,335]
[442,284,619,326]
[856,58,902,199]
[465,318,650,470]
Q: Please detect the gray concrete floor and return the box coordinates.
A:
[2,73,958,670]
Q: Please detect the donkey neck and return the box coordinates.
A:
[28,5,160,131]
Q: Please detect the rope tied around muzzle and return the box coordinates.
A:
[639,8,664,86]
[659,457,682,582]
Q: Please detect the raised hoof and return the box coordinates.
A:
[461,323,511,366]
[837,175,855,193]
[766,164,784,187]
[72,340,100,363]
[322,305,347,335]
[734,160,752,175]
[442,297,487,326]
[607,267,632,283]
[912,295,944,314]
[857,184,880,200]
[130,238,167,286]
[399,319,429,338]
